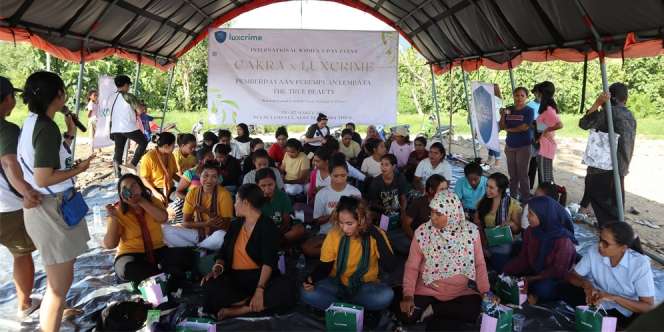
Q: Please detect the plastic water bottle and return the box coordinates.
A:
[296,253,306,271]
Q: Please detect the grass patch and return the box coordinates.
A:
[7,105,664,139]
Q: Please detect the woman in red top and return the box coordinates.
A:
[268,126,288,166]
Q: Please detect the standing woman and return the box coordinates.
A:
[86,89,99,150]
[499,87,535,202]
[139,132,180,204]
[535,81,563,183]
[202,184,296,319]
[474,172,522,272]
[233,123,252,160]
[18,71,95,332]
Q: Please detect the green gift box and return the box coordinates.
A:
[484,225,513,247]
[575,306,617,332]
[492,276,526,305]
[326,302,364,332]
[480,304,513,332]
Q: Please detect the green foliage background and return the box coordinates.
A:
[1,41,663,137]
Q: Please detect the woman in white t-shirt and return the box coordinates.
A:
[414,142,452,191]
[361,138,386,178]
[18,72,95,332]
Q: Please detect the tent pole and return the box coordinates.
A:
[448,67,454,155]
[430,64,443,136]
[133,60,142,96]
[462,68,478,160]
[579,53,588,113]
[160,66,175,131]
[70,59,85,161]
[573,0,624,222]
[507,61,516,92]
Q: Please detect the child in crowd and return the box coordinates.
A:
[170,146,215,223]
[242,138,275,175]
[174,133,198,177]
[302,154,361,257]
[257,168,305,248]
[301,197,396,312]
[361,138,387,178]
[454,162,487,218]
[202,131,218,149]
[268,126,288,166]
[163,162,233,250]
[281,138,310,196]
[242,149,284,190]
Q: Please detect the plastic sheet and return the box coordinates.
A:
[1,162,662,331]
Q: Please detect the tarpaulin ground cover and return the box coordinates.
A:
[0,160,662,331]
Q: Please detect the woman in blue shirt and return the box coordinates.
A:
[561,222,655,328]
[499,87,534,202]
[454,162,487,219]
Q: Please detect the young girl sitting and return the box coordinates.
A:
[281,138,310,196]
[257,168,306,248]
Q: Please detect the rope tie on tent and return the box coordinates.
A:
[10,28,16,47]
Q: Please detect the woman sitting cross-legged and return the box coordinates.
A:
[473,172,522,272]
[400,191,490,330]
[169,146,215,223]
[301,196,397,312]
[162,161,233,250]
[503,196,577,304]
[256,168,305,248]
[201,184,296,320]
[559,222,655,329]
[104,174,193,284]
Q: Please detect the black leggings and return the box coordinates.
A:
[114,247,194,284]
[112,130,149,166]
[401,294,482,331]
[557,282,638,329]
[203,269,296,315]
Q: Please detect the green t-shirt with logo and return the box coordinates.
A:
[33,115,62,169]
[260,190,293,227]
[0,119,20,157]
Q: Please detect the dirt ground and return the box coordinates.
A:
[72,133,664,257]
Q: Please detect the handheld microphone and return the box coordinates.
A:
[61,106,87,132]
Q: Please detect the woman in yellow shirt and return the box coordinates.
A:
[301,196,397,311]
[173,133,197,177]
[280,138,310,195]
[201,184,296,320]
[140,132,180,204]
[162,162,233,250]
[103,174,191,283]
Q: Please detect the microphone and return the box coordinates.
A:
[61,106,87,132]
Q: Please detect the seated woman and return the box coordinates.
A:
[414,143,452,192]
[174,133,198,178]
[561,222,655,328]
[232,123,252,160]
[454,162,487,217]
[503,196,576,304]
[402,174,448,240]
[202,184,296,320]
[401,191,490,330]
[214,143,242,195]
[268,126,288,166]
[301,196,397,312]
[104,174,192,283]
[162,162,233,250]
[242,149,284,190]
[339,128,361,164]
[404,137,428,183]
[257,168,305,248]
[139,132,180,204]
[281,138,310,196]
[242,138,276,176]
[307,147,333,204]
[361,138,387,178]
[170,146,215,223]
[521,181,571,229]
[474,172,522,272]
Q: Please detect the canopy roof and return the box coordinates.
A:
[1,0,663,71]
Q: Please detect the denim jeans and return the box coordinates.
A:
[300,278,394,311]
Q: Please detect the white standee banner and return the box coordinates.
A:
[470,81,500,152]
[207,28,398,125]
[94,75,115,149]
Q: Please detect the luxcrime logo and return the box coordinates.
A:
[215,31,263,44]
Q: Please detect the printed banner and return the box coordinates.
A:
[470,81,500,152]
[208,28,398,125]
[94,75,115,149]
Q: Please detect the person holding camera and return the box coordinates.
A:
[17,71,95,332]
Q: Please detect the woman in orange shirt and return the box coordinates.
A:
[201,184,296,320]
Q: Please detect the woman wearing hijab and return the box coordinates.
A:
[232,123,252,160]
[503,196,577,304]
[401,191,490,330]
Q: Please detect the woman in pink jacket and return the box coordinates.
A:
[400,191,490,330]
